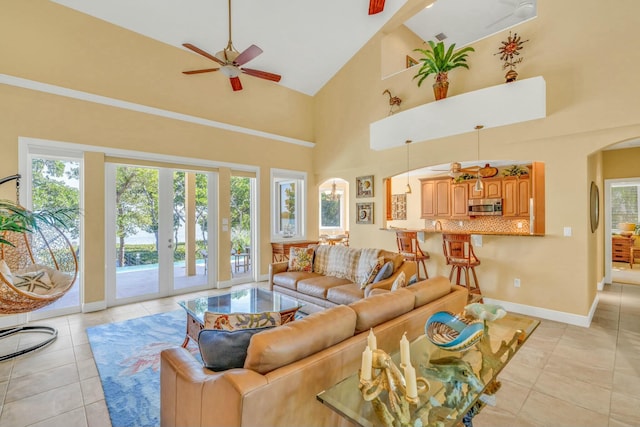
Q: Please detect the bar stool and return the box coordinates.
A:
[395,230,430,280]
[442,233,482,301]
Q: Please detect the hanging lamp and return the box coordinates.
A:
[473,126,484,192]
[405,140,412,194]
[330,180,338,201]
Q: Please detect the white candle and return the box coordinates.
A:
[361,346,372,381]
[400,332,411,366]
[404,364,418,399]
[367,329,377,351]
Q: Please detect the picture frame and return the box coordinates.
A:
[356,175,374,198]
[356,202,374,224]
[406,55,418,68]
[391,194,407,220]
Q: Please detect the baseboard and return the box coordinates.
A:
[0,313,28,328]
[482,295,598,328]
[82,300,107,313]
[597,277,606,291]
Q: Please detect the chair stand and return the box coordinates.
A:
[448,265,482,302]
[0,326,58,362]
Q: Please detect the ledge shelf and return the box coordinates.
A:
[370,76,546,151]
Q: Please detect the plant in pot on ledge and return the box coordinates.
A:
[413,41,475,101]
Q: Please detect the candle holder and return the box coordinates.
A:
[359,349,429,427]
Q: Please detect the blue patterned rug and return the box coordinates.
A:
[87,310,199,427]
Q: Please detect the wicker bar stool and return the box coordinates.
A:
[442,233,482,302]
[395,230,430,280]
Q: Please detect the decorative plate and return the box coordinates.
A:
[425,311,484,352]
[478,164,498,178]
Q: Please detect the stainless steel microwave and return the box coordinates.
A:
[468,198,503,216]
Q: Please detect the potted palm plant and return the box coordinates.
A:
[413,41,475,100]
[0,199,74,247]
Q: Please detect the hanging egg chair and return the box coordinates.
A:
[0,175,78,360]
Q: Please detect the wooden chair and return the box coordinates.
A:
[395,230,429,280]
[442,233,482,301]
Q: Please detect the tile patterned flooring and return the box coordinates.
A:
[0,281,639,427]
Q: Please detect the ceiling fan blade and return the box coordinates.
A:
[182,43,226,66]
[241,68,282,82]
[182,68,220,75]
[230,76,243,91]
[234,44,263,66]
[368,0,385,15]
[486,12,513,28]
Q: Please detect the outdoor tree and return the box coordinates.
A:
[230,176,251,252]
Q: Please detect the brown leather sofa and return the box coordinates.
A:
[160,276,468,427]
[269,247,417,313]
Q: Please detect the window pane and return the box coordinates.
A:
[612,185,639,228]
[321,192,341,227]
[280,181,296,235]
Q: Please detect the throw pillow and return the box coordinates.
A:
[363,256,385,288]
[288,247,315,272]
[391,271,406,291]
[0,259,13,284]
[372,261,394,283]
[198,326,274,371]
[12,270,53,294]
[204,311,282,330]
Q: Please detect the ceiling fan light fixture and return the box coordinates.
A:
[220,64,241,78]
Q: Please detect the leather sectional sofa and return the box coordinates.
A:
[160,276,468,427]
[269,245,417,313]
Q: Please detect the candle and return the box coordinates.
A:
[400,332,410,366]
[367,329,377,351]
[404,364,418,399]
[361,346,372,381]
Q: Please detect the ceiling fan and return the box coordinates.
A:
[486,0,535,28]
[181,0,281,91]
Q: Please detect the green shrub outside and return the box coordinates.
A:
[117,241,207,266]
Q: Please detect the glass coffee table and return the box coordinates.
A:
[178,287,304,348]
[317,312,539,427]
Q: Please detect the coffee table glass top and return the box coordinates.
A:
[178,288,304,322]
[317,312,539,427]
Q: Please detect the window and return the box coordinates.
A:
[611,184,640,229]
[320,191,344,229]
[271,169,306,240]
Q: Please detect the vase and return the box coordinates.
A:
[433,81,449,100]
[505,69,518,83]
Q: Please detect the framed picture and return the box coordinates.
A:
[406,55,418,68]
[356,175,374,198]
[356,202,374,224]
[391,194,407,220]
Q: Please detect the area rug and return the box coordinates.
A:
[87,310,199,427]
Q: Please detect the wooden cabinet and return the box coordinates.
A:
[420,178,450,218]
[469,178,502,200]
[502,176,531,217]
[451,183,469,218]
[612,237,633,263]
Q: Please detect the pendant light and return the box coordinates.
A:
[474,125,484,192]
[330,180,338,201]
[405,140,412,194]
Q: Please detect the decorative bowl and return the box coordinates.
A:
[425,311,484,352]
[464,303,507,321]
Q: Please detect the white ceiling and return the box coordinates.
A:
[51,0,537,96]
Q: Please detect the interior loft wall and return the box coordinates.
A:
[313,0,640,318]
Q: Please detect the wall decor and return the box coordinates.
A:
[590,181,599,233]
[356,202,374,224]
[391,194,407,220]
[356,175,374,198]
[406,55,418,68]
[495,31,529,83]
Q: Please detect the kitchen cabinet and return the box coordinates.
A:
[420,178,450,218]
[469,178,502,199]
[451,183,469,218]
[612,236,633,263]
[502,176,531,217]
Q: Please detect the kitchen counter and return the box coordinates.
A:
[383,228,545,237]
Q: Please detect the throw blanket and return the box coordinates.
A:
[314,246,381,286]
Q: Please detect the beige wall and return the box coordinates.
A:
[313,0,640,317]
[2,0,640,319]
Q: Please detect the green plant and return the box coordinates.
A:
[501,165,529,177]
[0,199,74,247]
[413,41,475,87]
[453,173,476,183]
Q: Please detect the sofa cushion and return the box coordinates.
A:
[198,327,273,371]
[349,289,415,334]
[380,250,404,273]
[406,276,452,308]
[297,275,352,299]
[326,284,366,305]
[244,305,357,374]
[288,247,315,272]
[272,271,320,291]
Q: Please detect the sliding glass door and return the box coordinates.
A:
[106,164,215,305]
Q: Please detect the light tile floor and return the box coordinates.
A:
[0,281,639,427]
